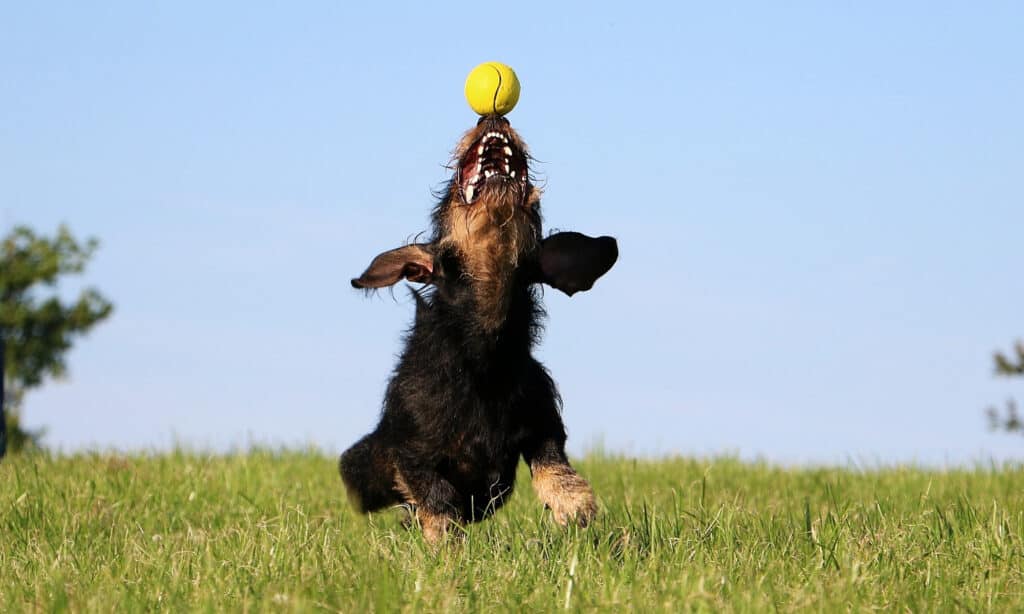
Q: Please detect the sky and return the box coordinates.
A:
[1,2,1022,465]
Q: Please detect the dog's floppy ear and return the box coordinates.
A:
[537,232,618,296]
[351,243,435,289]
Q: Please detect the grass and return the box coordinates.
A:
[2,449,1023,612]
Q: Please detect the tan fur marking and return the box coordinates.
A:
[393,468,417,505]
[440,191,538,330]
[415,509,452,544]
[531,463,598,527]
[394,469,457,544]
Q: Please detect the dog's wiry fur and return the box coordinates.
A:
[340,116,617,542]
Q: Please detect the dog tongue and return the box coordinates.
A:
[461,157,478,186]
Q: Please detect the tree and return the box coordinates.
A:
[985,340,1024,434]
[0,225,114,458]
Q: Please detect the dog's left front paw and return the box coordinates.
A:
[532,464,598,527]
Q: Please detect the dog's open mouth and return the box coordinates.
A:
[458,129,529,205]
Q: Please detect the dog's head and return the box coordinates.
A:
[353,116,616,330]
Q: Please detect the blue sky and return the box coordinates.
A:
[2,2,1022,464]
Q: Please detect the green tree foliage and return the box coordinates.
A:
[2,411,45,455]
[994,341,1024,376]
[0,225,113,457]
[986,340,1024,434]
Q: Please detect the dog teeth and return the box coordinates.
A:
[463,131,521,194]
[482,131,510,144]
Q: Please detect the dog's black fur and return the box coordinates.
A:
[339,116,616,541]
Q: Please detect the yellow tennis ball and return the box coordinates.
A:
[464,62,521,116]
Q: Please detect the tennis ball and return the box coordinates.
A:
[464,62,521,116]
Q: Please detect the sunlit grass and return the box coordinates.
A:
[2,449,1023,611]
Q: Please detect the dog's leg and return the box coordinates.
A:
[524,438,598,527]
[521,360,598,527]
[392,461,462,544]
[339,432,402,513]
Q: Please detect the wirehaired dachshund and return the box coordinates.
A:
[340,115,617,542]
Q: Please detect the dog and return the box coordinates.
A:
[339,114,617,542]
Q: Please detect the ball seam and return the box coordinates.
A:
[490,64,502,115]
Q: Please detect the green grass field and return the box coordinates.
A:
[2,450,1023,612]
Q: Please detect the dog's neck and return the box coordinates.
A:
[434,187,541,332]
[438,210,535,331]
[422,250,542,363]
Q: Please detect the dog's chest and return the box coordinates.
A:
[440,412,523,481]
